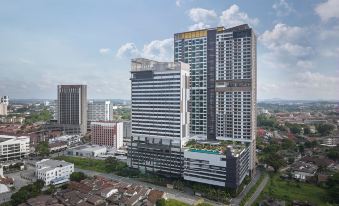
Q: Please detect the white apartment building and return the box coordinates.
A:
[91,121,123,149]
[35,159,74,185]
[0,135,30,162]
[174,24,257,175]
[128,58,190,176]
[0,104,7,116]
[88,100,114,122]
[130,58,190,144]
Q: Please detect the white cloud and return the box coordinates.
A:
[18,58,34,65]
[116,43,140,58]
[273,0,293,16]
[260,23,312,57]
[188,8,217,23]
[116,38,173,61]
[260,52,291,70]
[295,71,339,89]
[259,83,279,93]
[176,0,181,7]
[279,43,312,57]
[318,25,339,40]
[260,23,304,46]
[142,38,173,61]
[187,5,259,31]
[315,0,339,22]
[259,71,339,100]
[99,48,111,55]
[188,22,211,31]
[296,60,313,69]
[322,47,339,57]
[219,4,259,28]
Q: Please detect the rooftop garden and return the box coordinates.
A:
[185,139,246,155]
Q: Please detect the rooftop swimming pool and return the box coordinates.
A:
[189,149,220,155]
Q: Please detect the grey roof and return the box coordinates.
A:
[38,159,73,168]
[292,161,317,174]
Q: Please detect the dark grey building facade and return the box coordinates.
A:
[57,85,87,135]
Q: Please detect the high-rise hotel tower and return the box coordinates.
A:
[128,58,190,176]
[174,24,257,174]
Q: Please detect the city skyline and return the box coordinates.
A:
[0,0,338,100]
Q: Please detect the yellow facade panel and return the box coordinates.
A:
[176,29,208,39]
[217,27,224,32]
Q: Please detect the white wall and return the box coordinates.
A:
[117,122,124,149]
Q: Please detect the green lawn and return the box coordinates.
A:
[161,199,212,206]
[155,198,190,206]
[55,156,108,173]
[259,174,329,205]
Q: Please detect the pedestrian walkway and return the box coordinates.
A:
[230,169,262,206]
[244,175,269,206]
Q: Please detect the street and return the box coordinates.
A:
[229,169,262,206]
[244,175,269,206]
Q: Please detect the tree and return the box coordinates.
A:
[327,147,339,161]
[316,123,334,136]
[173,180,185,191]
[257,114,278,129]
[281,139,295,150]
[116,167,140,177]
[304,140,318,148]
[287,124,302,134]
[303,126,310,135]
[11,188,30,205]
[11,180,45,205]
[156,198,166,206]
[263,153,286,172]
[36,141,50,157]
[35,179,45,190]
[104,156,128,172]
[197,203,213,206]
[105,156,118,172]
[298,144,305,154]
[44,185,56,195]
[262,142,280,154]
[288,157,295,164]
[70,172,86,182]
[327,172,339,203]
[186,139,197,146]
[24,109,52,125]
[61,183,69,189]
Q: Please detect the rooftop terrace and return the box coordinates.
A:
[185,139,247,155]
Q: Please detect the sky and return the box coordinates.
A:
[0,0,338,100]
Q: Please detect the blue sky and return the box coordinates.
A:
[0,0,338,100]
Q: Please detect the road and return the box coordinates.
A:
[75,168,224,206]
[229,169,262,206]
[7,171,32,189]
[244,175,269,206]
